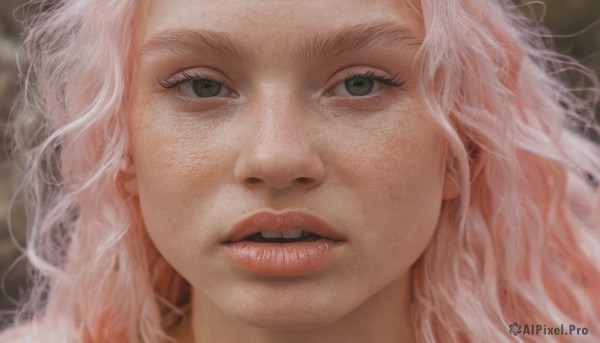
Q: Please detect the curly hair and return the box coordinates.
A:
[2,0,600,342]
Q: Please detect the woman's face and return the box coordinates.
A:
[127,0,457,331]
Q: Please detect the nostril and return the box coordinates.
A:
[245,176,313,187]
[235,150,325,189]
[246,177,262,184]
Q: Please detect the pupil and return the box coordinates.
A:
[345,77,374,96]
[192,80,221,97]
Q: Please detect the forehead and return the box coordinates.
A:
[136,0,424,49]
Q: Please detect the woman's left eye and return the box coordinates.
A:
[330,72,405,97]
[341,76,376,96]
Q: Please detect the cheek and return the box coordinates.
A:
[336,116,446,215]
[334,114,446,270]
[130,94,240,196]
[127,101,236,249]
[136,131,219,189]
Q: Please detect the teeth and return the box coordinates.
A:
[283,230,303,239]
[260,231,283,239]
[260,229,305,239]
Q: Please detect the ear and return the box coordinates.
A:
[119,159,140,197]
[442,169,460,200]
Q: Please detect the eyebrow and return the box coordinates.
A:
[295,21,422,61]
[140,29,251,63]
[140,20,421,64]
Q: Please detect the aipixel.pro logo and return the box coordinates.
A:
[508,322,522,336]
[508,322,588,337]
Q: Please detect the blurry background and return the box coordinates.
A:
[1,0,599,328]
[1,0,29,328]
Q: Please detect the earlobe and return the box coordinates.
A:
[442,172,461,200]
[120,162,140,197]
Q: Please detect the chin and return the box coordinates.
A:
[239,310,342,331]
[225,292,353,331]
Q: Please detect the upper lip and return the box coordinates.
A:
[222,211,346,243]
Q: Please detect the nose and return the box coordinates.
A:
[234,96,325,191]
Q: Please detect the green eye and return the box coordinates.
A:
[344,77,375,96]
[191,79,223,98]
[330,71,405,97]
[159,71,234,99]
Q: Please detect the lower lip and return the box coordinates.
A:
[222,239,341,276]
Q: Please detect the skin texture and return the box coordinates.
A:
[125,0,460,342]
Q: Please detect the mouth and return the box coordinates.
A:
[221,211,345,276]
[222,211,346,244]
[241,230,323,243]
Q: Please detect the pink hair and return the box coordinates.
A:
[2,0,600,342]
[409,0,600,341]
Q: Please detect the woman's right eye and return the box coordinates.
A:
[158,71,235,99]
[180,79,229,98]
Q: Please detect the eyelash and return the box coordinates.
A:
[323,71,406,98]
[343,71,406,88]
[157,70,406,93]
[158,70,213,89]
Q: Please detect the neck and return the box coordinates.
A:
[171,271,416,343]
